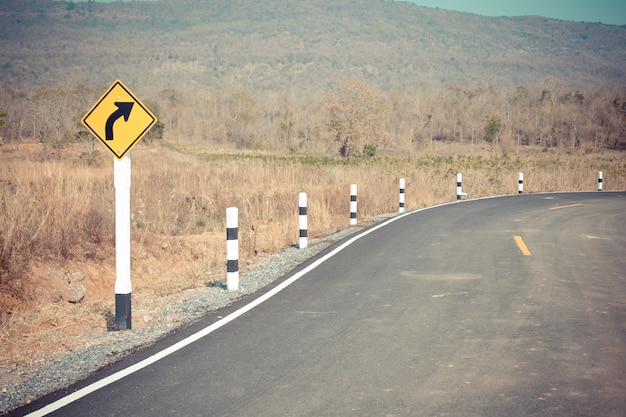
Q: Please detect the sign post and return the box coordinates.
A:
[114,156,132,329]
[81,80,156,330]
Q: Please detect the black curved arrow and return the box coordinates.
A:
[105,102,134,140]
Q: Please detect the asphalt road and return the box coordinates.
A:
[21,192,626,417]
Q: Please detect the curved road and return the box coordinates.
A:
[18,192,626,417]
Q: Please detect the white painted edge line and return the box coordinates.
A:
[24,195,508,417]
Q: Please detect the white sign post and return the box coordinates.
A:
[114,156,132,330]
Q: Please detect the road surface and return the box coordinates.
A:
[19,192,626,417]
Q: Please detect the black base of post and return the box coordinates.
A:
[115,293,132,330]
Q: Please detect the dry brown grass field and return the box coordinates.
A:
[1,140,625,385]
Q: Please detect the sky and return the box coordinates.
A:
[407,0,626,25]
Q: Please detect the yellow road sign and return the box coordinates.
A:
[82,80,157,160]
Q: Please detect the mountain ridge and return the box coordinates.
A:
[0,0,624,94]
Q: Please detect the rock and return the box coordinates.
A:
[51,290,63,303]
[67,271,86,283]
[65,283,85,303]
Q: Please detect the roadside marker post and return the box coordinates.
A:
[81,80,157,331]
[350,184,358,225]
[399,178,405,213]
[299,192,308,249]
[518,172,524,194]
[598,171,603,191]
[226,207,239,291]
[456,173,463,200]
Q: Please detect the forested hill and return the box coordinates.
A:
[1,0,625,94]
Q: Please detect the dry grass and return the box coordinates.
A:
[1,141,625,372]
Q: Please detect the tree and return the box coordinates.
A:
[224,90,256,149]
[484,115,502,144]
[0,108,6,146]
[323,79,386,157]
[30,86,79,159]
[142,99,164,143]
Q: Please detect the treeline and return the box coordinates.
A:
[0,77,625,156]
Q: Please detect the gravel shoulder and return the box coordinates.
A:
[0,215,394,415]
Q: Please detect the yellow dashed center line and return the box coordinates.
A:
[514,235,532,256]
[549,203,583,211]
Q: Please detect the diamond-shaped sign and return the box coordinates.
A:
[82,80,157,160]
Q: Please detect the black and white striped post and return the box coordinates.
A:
[298,192,308,249]
[456,173,463,200]
[399,178,406,213]
[350,184,358,225]
[598,171,603,191]
[518,172,524,194]
[226,207,239,291]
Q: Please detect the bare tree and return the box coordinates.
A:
[323,79,387,157]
